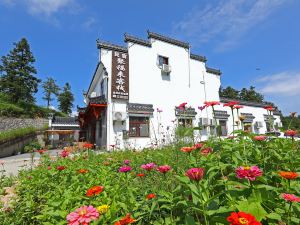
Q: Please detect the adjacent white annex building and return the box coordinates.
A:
[77,31,282,150]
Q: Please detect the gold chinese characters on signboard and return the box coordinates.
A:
[111,51,129,100]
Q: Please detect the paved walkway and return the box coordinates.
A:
[1,150,63,176]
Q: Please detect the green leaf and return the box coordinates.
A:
[237,201,267,221]
[266,213,281,221]
[185,214,196,225]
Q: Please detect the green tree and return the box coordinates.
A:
[239,86,264,103]
[0,38,41,103]
[58,82,74,115]
[219,86,240,99]
[42,77,60,108]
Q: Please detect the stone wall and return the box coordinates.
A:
[0,117,48,132]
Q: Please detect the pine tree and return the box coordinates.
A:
[58,82,74,115]
[42,77,60,108]
[239,86,264,103]
[0,38,41,103]
[219,86,240,99]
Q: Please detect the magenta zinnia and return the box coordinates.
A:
[185,168,205,181]
[236,166,263,181]
[157,165,171,174]
[119,166,132,173]
[141,163,156,171]
[66,205,99,225]
[282,193,300,203]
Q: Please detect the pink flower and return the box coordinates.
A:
[284,130,298,137]
[157,165,171,174]
[233,105,243,109]
[204,101,220,107]
[123,159,131,165]
[0,160,4,165]
[223,101,239,108]
[157,108,163,113]
[200,147,213,156]
[264,105,274,111]
[60,150,69,158]
[119,166,132,173]
[198,105,206,111]
[194,142,204,149]
[141,163,156,171]
[281,193,300,203]
[253,136,267,141]
[185,168,205,181]
[178,102,188,110]
[236,166,263,181]
[66,205,99,225]
[47,166,52,170]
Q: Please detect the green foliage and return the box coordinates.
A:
[220,86,264,103]
[42,77,60,108]
[58,82,74,115]
[0,126,47,142]
[1,135,299,224]
[0,38,41,103]
[23,141,42,153]
[219,86,239,99]
[281,115,300,132]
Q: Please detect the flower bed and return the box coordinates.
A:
[0,132,300,224]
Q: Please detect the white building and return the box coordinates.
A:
[78,31,282,150]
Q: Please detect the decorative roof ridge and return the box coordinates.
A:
[206,66,222,75]
[124,33,151,47]
[96,39,127,52]
[190,53,207,62]
[147,30,190,49]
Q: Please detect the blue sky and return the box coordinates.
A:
[0,0,299,115]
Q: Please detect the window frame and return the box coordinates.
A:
[158,55,169,67]
[129,116,150,138]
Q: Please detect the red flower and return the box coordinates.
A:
[282,193,300,203]
[204,101,220,107]
[78,169,88,174]
[157,165,171,173]
[114,214,135,225]
[185,168,205,181]
[86,185,104,197]
[178,102,188,110]
[279,171,298,180]
[57,166,66,171]
[284,129,298,137]
[146,193,156,200]
[263,105,274,111]
[233,105,243,109]
[60,150,69,158]
[83,143,94,149]
[227,212,261,225]
[193,142,204,149]
[253,136,267,141]
[181,146,196,153]
[137,173,145,177]
[200,147,213,156]
[223,101,239,108]
[36,149,47,155]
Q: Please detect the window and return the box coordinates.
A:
[129,117,149,137]
[178,118,193,127]
[100,80,105,96]
[243,123,252,132]
[218,120,228,136]
[158,55,169,67]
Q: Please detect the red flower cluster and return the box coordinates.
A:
[185,168,205,181]
[223,101,239,108]
[284,129,298,137]
[204,101,220,107]
[136,173,145,177]
[146,193,156,200]
[200,147,213,156]
[263,105,274,111]
[78,169,88,174]
[156,165,171,174]
[181,146,196,153]
[194,142,204,149]
[57,166,66,171]
[282,193,300,203]
[36,149,47,155]
[227,212,261,225]
[279,171,298,180]
[253,136,267,141]
[83,143,94,149]
[114,214,135,225]
[86,185,104,197]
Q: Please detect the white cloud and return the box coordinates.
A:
[174,0,289,51]
[0,0,15,6]
[257,72,300,96]
[82,17,97,30]
[255,71,300,114]
[26,0,75,16]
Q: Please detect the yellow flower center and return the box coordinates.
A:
[244,166,250,170]
[79,209,87,216]
[238,217,248,224]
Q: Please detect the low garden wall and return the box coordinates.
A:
[0,117,48,132]
[0,133,37,158]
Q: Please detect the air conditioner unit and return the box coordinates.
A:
[162,64,171,73]
[113,112,127,121]
[255,121,264,128]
